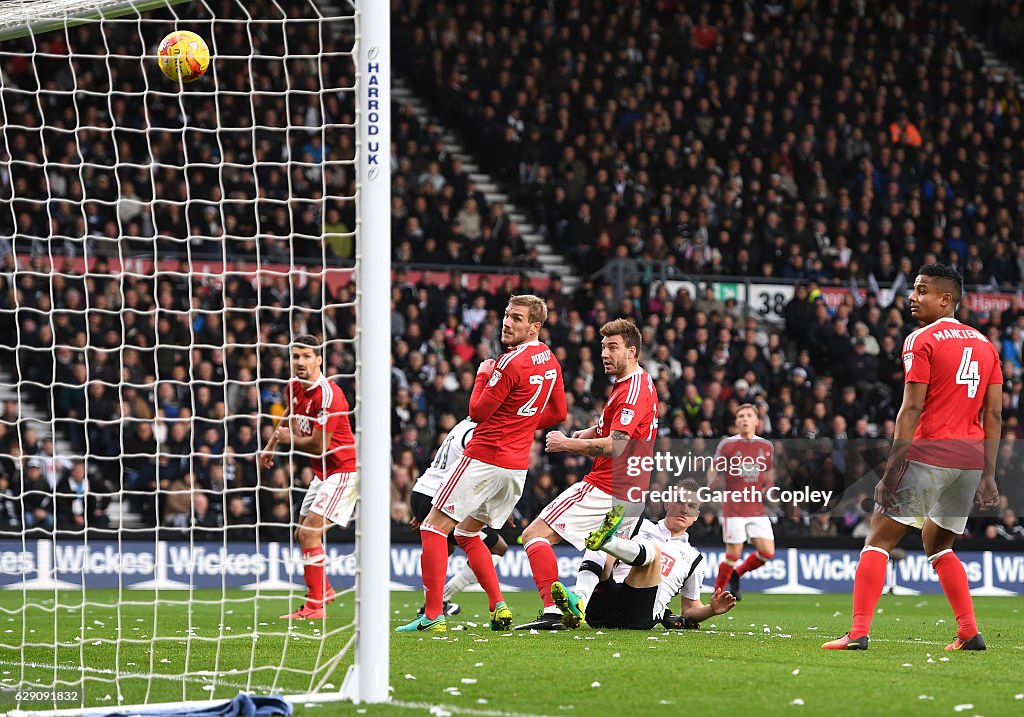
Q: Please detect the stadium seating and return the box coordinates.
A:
[1,0,1023,544]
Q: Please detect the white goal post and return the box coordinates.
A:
[0,0,390,712]
[346,0,390,705]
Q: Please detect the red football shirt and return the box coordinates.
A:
[714,434,774,517]
[286,375,357,477]
[587,367,658,499]
[902,317,1002,469]
[465,341,567,470]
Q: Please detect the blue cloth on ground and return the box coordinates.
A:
[101,693,292,716]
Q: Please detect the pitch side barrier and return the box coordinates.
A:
[0,539,1020,596]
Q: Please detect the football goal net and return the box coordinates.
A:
[0,0,389,712]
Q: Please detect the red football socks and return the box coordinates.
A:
[301,546,328,607]
[455,530,504,611]
[931,550,979,640]
[850,547,888,638]
[524,538,559,608]
[420,525,450,620]
[715,558,737,592]
[734,551,773,577]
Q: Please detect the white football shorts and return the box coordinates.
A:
[539,480,644,550]
[432,456,526,529]
[722,515,774,545]
[300,472,358,528]
[883,460,982,535]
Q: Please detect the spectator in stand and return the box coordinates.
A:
[809,513,839,539]
[225,496,257,543]
[0,473,21,532]
[21,458,53,532]
[163,472,196,529]
[777,503,810,538]
[996,509,1024,541]
[55,461,109,533]
[190,492,221,541]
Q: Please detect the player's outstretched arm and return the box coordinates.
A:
[546,429,629,457]
[572,425,599,440]
[876,381,927,511]
[677,588,737,625]
[260,407,289,468]
[977,382,1003,510]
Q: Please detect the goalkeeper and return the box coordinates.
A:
[581,479,736,630]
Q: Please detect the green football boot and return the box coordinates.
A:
[395,614,447,633]
[584,504,626,550]
[551,581,585,628]
[490,601,513,631]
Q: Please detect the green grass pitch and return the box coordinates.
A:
[0,591,1021,716]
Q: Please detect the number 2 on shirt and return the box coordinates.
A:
[517,369,558,416]
[955,347,980,398]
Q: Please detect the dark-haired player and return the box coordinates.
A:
[710,403,775,600]
[824,264,1002,650]
[515,318,657,630]
[261,335,356,620]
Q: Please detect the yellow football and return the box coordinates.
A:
[157,30,210,83]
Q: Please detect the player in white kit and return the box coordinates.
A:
[409,417,509,616]
[583,479,737,630]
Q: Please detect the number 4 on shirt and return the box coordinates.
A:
[956,347,980,398]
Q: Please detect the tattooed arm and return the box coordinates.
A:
[546,429,631,457]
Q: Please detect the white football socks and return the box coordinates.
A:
[572,549,605,605]
[601,536,655,567]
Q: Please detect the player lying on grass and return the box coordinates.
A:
[408,416,509,617]
[566,478,737,631]
[823,264,1002,651]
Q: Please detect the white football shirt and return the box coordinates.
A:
[610,518,705,619]
[412,418,476,497]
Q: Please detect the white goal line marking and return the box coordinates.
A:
[685,630,1024,649]
[391,701,556,717]
[0,660,279,693]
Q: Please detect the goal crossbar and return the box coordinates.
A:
[0,0,192,41]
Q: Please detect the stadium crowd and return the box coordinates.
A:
[396,0,1024,288]
[2,260,1024,543]
[0,0,1023,545]
[0,0,362,266]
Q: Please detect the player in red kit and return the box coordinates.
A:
[515,319,658,630]
[824,264,1002,650]
[709,404,775,600]
[397,295,567,633]
[260,335,356,620]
